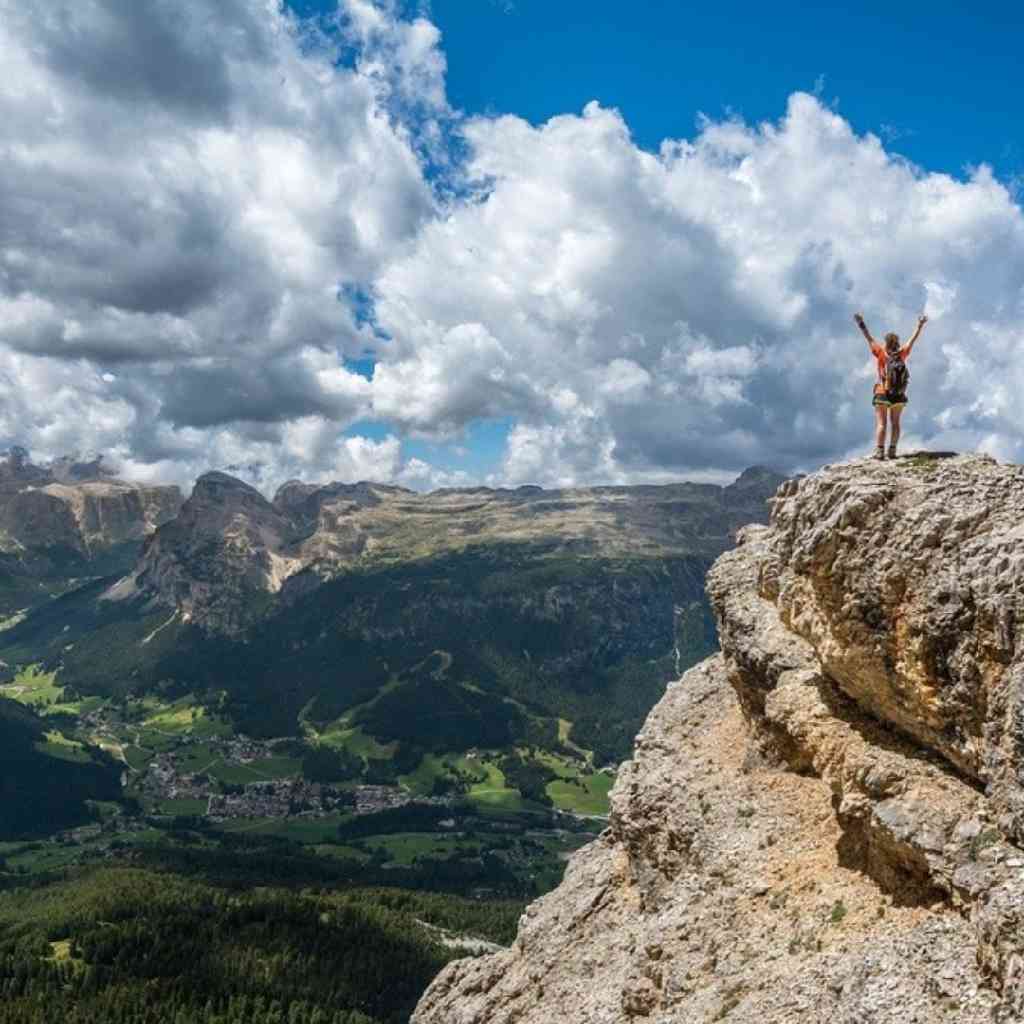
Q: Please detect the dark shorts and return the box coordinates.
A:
[873,391,908,408]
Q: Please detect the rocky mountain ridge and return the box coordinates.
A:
[111,465,784,636]
[0,448,182,615]
[3,463,784,754]
[413,453,1024,1023]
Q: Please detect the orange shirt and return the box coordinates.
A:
[871,343,911,385]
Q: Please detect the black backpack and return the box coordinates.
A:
[884,354,909,396]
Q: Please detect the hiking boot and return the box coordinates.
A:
[872,447,885,460]
[887,445,897,460]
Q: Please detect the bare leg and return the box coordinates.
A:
[888,405,905,446]
[874,405,887,451]
[889,407,903,453]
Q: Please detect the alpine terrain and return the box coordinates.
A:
[2,462,783,764]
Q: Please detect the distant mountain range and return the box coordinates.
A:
[0,447,181,618]
[1,455,784,767]
[118,464,786,636]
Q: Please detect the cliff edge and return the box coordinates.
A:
[413,453,1024,1024]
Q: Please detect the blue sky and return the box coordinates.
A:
[287,0,1024,181]
[421,0,1023,183]
[3,0,1024,491]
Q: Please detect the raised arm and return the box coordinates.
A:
[903,314,928,356]
[853,312,878,350]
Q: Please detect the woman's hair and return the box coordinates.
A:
[884,332,900,353]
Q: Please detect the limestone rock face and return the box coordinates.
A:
[0,449,182,608]
[413,453,1024,1023]
[750,453,1024,838]
[0,449,181,556]
[127,472,299,635]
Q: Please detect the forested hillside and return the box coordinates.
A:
[0,867,520,1024]
[0,697,120,838]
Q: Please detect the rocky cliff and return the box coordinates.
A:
[0,449,182,615]
[413,453,1024,1023]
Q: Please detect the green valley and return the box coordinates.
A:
[0,458,783,1024]
[0,657,606,891]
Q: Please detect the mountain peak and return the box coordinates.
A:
[0,451,182,616]
[48,455,116,483]
[0,446,49,487]
[0,448,124,486]
[271,478,401,513]
[190,471,270,506]
[117,471,787,637]
[193,469,262,490]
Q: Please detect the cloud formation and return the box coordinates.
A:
[0,0,439,489]
[373,95,1024,483]
[2,1,1023,493]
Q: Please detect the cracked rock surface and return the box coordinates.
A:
[413,453,1024,1023]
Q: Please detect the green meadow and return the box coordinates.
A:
[0,664,63,708]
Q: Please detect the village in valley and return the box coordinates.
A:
[2,664,603,890]
[76,698,435,821]
[139,746,418,820]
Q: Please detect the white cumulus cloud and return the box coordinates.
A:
[2,1,1023,492]
[367,91,1024,481]
[0,0,442,487]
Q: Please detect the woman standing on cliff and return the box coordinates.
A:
[854,312,928,460]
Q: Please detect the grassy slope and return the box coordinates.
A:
[0,546,715,758]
